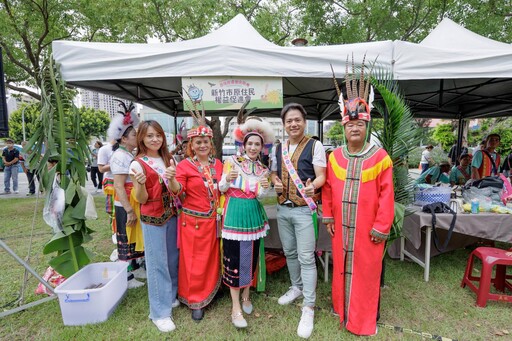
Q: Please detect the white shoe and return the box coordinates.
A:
[132,267,147,279]
[13,191,19,194]
[109,249,118,262]
[297,306,314,339]
[278,286,303,305]
[172,299,180,308]
[231,311,248,329]
[152,317,176,332]
[127,278,145,289]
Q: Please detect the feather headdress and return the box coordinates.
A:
[332,54,375,125]
[107,100,139,141]
[181,88,213,138]
[233,100,274,155]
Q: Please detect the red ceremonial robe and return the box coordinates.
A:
[175,157,223,309]
[322,145,394,336]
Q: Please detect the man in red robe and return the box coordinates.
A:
[322,66,394,336]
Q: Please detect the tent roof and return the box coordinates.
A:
[52,15,512,121]
[392,18,512,119]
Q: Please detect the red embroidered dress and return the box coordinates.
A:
[322,145,394,336]
[175,157,223,309]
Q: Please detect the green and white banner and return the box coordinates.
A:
[182,76,283,111]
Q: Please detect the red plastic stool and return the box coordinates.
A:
[461,247,512,307]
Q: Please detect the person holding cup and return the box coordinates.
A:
[219,116,274,329]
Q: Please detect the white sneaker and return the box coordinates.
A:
[13,190,19,194]
[172,299,180,308]
[278,286,303,305]
[152,317,176,332]
[127,278,145,289]
[132,267,147,279]
[297,306,314,339]
[109,249,118,262]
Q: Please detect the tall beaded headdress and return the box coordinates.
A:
[332,54,375,125]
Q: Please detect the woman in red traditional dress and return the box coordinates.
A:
[322,61,394,336]
[175,122,223,322]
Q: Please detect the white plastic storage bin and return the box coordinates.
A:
[54,262,128,326]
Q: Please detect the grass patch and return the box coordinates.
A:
[1,196,511,340]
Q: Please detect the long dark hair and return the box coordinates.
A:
[112,126,135,151]
[135,120,171,167]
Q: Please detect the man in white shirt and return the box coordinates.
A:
[270,103,326,339]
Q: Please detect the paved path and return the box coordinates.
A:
[0,170,103,200]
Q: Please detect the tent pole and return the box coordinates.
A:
[173,111,178,145]
[318,120,323,142]
[456,114,464,160]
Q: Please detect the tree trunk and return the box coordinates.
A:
[207,116,235,160]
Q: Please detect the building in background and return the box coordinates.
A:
[78,89,132,119]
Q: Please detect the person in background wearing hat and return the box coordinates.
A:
[174,106,223,322]
[219,114,274,329]
[420,145,434,174]
[450,153,472,186]
[415,161,451,185]
[2,138,20,194]
[322,61,394,337]
[109,102,146,289]
[130,120,180,333]
[471,133,501,180]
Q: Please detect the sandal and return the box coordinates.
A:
[242,297,253,315]
[231,311,247,329]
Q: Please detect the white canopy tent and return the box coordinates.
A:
[52,15,512,123]
[394,18,512,119]
[52,14,393,121]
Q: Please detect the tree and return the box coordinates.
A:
[326,121,344,146]
[293,0,512,45]
[76,107,111,141]
[0,0,149,100]
[6,103,41,142]
[432,123,455,151]
[9,103,110,142]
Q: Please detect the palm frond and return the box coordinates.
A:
[369,69,421,246]
[26,57,94,277]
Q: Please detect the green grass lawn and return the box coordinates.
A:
[1,196,511,340]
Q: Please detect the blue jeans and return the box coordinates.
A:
[4,164,19,192]
[276,205,317,307]
[420,163,429,174]
[141,216,179,320]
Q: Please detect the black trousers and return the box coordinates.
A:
[90,166,103,189]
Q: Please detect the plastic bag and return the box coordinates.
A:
[43,176,65,233]
[34,266,66,296]
[462,187,499,211]
[499,174,512,204]
[81,186,97,220]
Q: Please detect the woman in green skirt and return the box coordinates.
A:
[219,116,274,329]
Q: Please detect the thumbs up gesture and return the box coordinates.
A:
[132,169,146,185]
[273,176,283,194]
[304,178,315,197]
[165,159,176,180]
